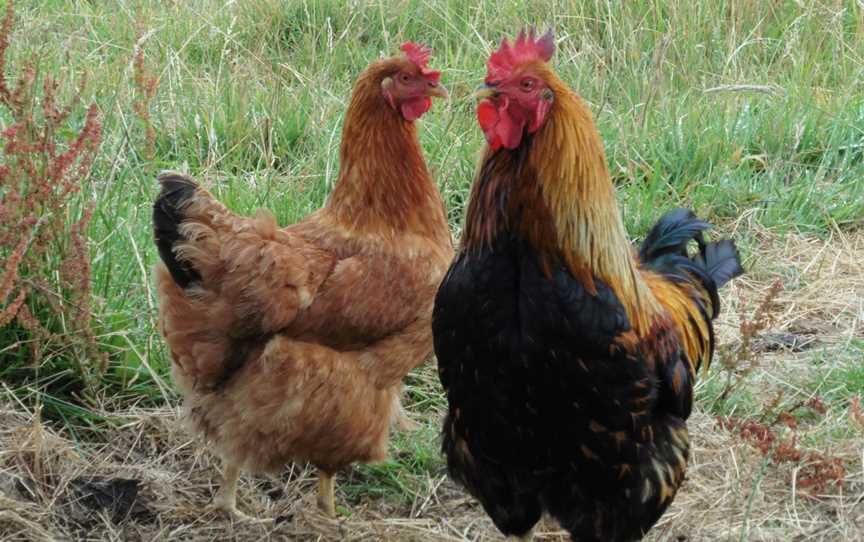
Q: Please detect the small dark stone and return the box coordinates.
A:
[69,477,147,523]
[274,513,294,525]
[752,332,816,353]
[266,486,284,501]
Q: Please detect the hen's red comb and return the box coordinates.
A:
[486,28,555,84]
[400,41,441,83]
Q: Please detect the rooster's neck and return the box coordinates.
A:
[326,80,448,241]
[463,88,660,333]
[536,91,661,331]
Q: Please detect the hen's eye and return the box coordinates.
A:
[400,73,411,83]
[521,78,535,91]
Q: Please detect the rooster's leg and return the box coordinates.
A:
[213,461,267,523]
[316,470,336,517]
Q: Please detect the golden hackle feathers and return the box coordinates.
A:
[644,274,713,376]
[524,63,662,334]
[466,58,716,374]
[528,66,718,371]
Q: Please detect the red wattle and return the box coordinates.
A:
[477,99,502,149]
[497,106,525,150]
[400,96,432,121]
[477,98,526,150]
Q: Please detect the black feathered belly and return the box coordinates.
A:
[433,238,689,541]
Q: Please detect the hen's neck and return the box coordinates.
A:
[326,76,448,241]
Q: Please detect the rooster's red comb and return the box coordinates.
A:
[400,41,441,83]
[486,28,555,84]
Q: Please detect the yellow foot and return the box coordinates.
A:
[317,471,337,518]
[211,461,272,524]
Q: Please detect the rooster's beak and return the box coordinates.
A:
[427,82,449,100]
[473,83,498,101]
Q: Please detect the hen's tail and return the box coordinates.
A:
[639,208,744,319]
[153,172,202,288]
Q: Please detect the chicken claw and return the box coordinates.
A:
[212,461,272,524]
[212,499,258,523]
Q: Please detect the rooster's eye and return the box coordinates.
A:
[520,78,535,91]
[400,73,411,83]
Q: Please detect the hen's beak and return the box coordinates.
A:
[427,82,449,100]
[473,83,498,101]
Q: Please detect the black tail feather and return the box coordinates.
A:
[153,172,201,288]
[638,208,712,262]
[639,208,743,319]
[694,239,743,290]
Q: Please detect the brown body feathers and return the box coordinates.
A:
[154,55,452,479]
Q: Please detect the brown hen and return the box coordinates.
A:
[153,42,451,519]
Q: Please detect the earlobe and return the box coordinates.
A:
[529,93,553,133]
[381,77,396,109]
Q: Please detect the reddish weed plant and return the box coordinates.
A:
[717,412,847,498]
[713,280,848,498]
[132,24,158,165]
[715,279,784,403]
[0,0,105,391]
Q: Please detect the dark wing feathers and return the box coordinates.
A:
[434,206,743,542]
[435,239,693,541]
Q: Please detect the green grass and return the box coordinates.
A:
[2,0,864,510]
[346,423,444,506]
[814,339,864,402]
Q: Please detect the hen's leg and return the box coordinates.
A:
[316,470,336,517]
[213,461,265,522]
[392,394,420,432]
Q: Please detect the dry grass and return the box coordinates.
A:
[1,231,862,541]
